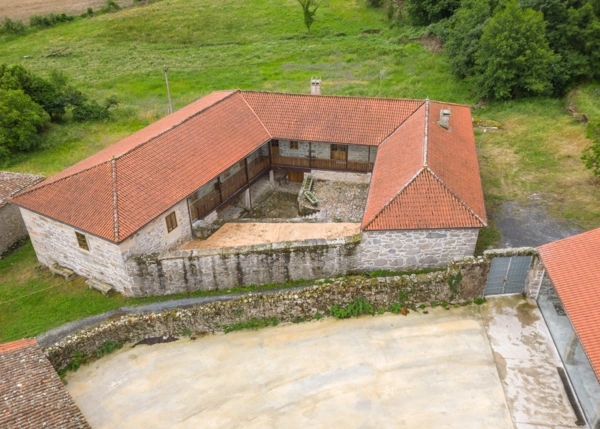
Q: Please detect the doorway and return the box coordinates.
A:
[330,144,348,161]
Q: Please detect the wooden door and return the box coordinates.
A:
[288,171,304,183]
[271,140,280,156]
[330,144,347,161]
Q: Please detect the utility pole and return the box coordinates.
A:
[163,65,173,114]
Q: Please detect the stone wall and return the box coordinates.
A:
[357,229,479,271]
[119,199,193,260]
[0,203,28,254]
[44,268,489,371]
[126,235,362,296]
[20,208,133,293]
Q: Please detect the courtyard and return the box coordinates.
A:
[65,296,580,428]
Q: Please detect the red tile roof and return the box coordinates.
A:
[363,100,486,231]
[12,91,485,241]
[0,339,90,429]
[538,228,600,381]
[242,91,423,146]
[0,172,44,209]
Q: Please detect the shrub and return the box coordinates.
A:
[474,297,487,305]
[72,100,111,122]
[473,0,554,100]
[0,89,49,162]
[100,0,122,13]
[30,13,74,28]
[405,0,461,25]
[0,18,27,36]
[389,302,402,314]
[582,119,600,177]
[367,0,385,6]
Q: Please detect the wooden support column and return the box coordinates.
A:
[268,141,273,165]
[244,157,252,209]
[345,144,349,170]
[309,141,312,169]
[368,146,371,172]
[217,177,223,203]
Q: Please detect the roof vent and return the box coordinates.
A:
[438,109,451,129]
[311,78,321,95]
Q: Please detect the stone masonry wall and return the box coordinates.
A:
[20,208,133,293]
[126,235,362,296]
[44,267,489,371]
[0,203,28,254]
[357,229,480,271]
[119,199,193,260]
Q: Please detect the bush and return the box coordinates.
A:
[329,297,376,319]
[473,0,554,100]
[0,18,27,36]
[405,0,461,24]
[367,0,385,6]
[582,119,600,177]
[100,0,122,13]
[30,13,74,28]
[0,89,49,162]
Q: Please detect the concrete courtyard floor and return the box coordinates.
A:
[66,296,581,428]
[180,222,360,250]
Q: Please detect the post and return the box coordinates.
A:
[244,158,252,209]
[163,65,173,114]
[368,146,371,172]
[309,141,312,169]
[216,177,223,203]
[268,140,273,165]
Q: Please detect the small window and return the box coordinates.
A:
[290,141,299,150]
[165,212,178,233]
[271,140,279,147]
[76,232,89,251]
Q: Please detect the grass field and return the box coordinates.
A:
[0,0,599,341]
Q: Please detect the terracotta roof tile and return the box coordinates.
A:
[242,91,423,146]
[538,228,600,381]
[363,100,486,231]
[0,172,44,208]
[0,339,90,429]
[11,91,485,241]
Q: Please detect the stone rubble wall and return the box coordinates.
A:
[357,229,480,271]
[44,267,488,371]
[125,235,362,296]
[20,208,134,293]
[0,203,28,254]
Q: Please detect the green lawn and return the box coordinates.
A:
[1,0,599,341]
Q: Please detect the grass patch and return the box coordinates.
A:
[329,297,376,319]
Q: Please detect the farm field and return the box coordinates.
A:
[0,0,599,341]
[0,0,129,21]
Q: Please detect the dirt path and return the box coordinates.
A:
[0,0,128,21]
[495,196,583,248]
[181,222,360,250]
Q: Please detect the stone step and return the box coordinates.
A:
[86,279,114,296]
[49,264,77,281]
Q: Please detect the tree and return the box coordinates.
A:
[473,1,555,100]
[0,89,49,162]
[405,0,462,24]
[445,0,492,78]
[582,119,600,177]
[297,0,328,34]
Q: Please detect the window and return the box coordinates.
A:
[271,140,279,147]
[165,212,178,233]
[290,141,299,150]
[76,232,89,251]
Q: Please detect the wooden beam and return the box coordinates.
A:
[309,141,312,169]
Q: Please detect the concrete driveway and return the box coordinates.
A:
[66,296,580,428]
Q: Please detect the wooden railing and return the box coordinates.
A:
[347,161,374,172]
[272,154,310,168]
[311,158,347,170]
[221,169,248,201]
[189,189,220,222]
[248,156,270,180]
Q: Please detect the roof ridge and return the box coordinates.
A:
[376,102,427,149]
[111,157,119,241]
[363,167,425,230]
[239,92,273,138]
[425,168,487,227]
[241,90,427,104]
[11,160,113,201]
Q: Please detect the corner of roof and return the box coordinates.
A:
[362,167,426,230]
[238,92,273,138]
[375,100,427,149]
[425,167,487,228]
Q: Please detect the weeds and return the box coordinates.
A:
[474,297,487,305]
[329,297,376,319]
[223,317,280,333]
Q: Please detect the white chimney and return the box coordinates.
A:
[311,78,322,95]
[438,109,451,129]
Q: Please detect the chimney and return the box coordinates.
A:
[438,108,451,130]
[311,78,322,95]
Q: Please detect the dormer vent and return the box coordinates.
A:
[438,109,451,129]
[311,78,322,95]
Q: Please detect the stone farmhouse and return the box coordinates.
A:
[11,90,486,296]
[0,172,44,255]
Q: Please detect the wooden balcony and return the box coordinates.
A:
[272,154,310,168]
[273,154,373,173]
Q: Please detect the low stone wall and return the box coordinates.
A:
[44,263,488,371]
[126,235,362,296]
